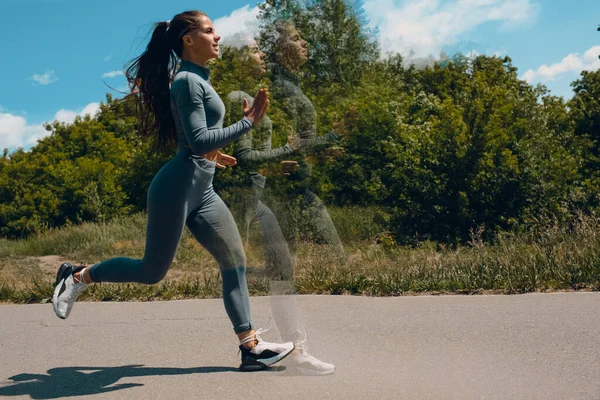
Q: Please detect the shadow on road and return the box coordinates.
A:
[0,364,282,399]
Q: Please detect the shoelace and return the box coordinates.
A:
[294,326,309,354]
[73,267,85,284]
[239,325,272,348]
[254,326,270,342]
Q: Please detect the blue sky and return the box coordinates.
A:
[1,0,599,151]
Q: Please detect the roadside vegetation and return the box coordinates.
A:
[1,210,597,303]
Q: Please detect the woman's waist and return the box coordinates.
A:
[174,147,217,171]
[176,146,215,160]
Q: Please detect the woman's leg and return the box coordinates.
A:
[256,199,295,281]
[301,188,345,257]
[256,197,335,375]
[186,189,295,371]
[52,158,190,319]
[185,190,252,335]
[254,199,300,342]
[88,161,189,284]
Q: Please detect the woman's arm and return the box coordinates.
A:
[173,76,253,155]
[297,131,340,154]
[234,130,294,166]
[229,91,295,167]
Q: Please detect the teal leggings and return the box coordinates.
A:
[89,150,252,334]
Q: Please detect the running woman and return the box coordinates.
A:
[51,10,294,372]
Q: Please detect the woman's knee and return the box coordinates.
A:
[138,260,170,284]
[229,246,247,269]
[217,231,247,268]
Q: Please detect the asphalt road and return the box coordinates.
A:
[0,293,599,400]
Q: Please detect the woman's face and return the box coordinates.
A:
[247,43,267,75]
[277,24,308,71]
[183,15,221,62]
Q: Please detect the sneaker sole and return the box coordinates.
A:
[239,344,295,372]
[239,358,268,372]
[296,365,335,376]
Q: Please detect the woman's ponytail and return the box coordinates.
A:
[125,21,178,151]
[124,11,206,151]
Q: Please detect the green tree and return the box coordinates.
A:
[301,0,379,90]
[568,69,600,207]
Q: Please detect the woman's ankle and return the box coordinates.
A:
[238,330,257,349]
[74,267,92,284]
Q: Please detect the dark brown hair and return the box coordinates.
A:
[124,10,207,150]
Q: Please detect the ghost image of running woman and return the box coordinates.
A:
[217,20,347,375]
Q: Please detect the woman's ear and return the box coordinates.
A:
[182,34,193,48]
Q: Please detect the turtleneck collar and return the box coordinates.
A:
[179,60,210,81]
[273,67,300,86]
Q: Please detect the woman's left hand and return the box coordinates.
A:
[280,160,299,176]
[322,146,345,158]
[215,151,237,169]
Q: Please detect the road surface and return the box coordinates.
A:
[0,293,598,399]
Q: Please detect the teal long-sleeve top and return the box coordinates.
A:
[170,60,253,155]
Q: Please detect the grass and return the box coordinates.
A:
[0,208,599,303]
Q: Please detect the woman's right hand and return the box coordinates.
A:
[287,135,304,152]
[243,89,269,126]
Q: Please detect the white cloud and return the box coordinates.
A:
[103,70,124,78]
[0,102,101,151]
[27,69,59,86]
[362,0,539,63]
[0,113,49,150]
[104,55,113,62]
[81,103,101,117]
[55,102,101,124]
[209,2,528,62]
[213,5,260,48]
[520,45,600,83]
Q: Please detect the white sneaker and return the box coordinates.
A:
[239,328,295,371]
[52,263,88,319]
[286,329,335,376]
